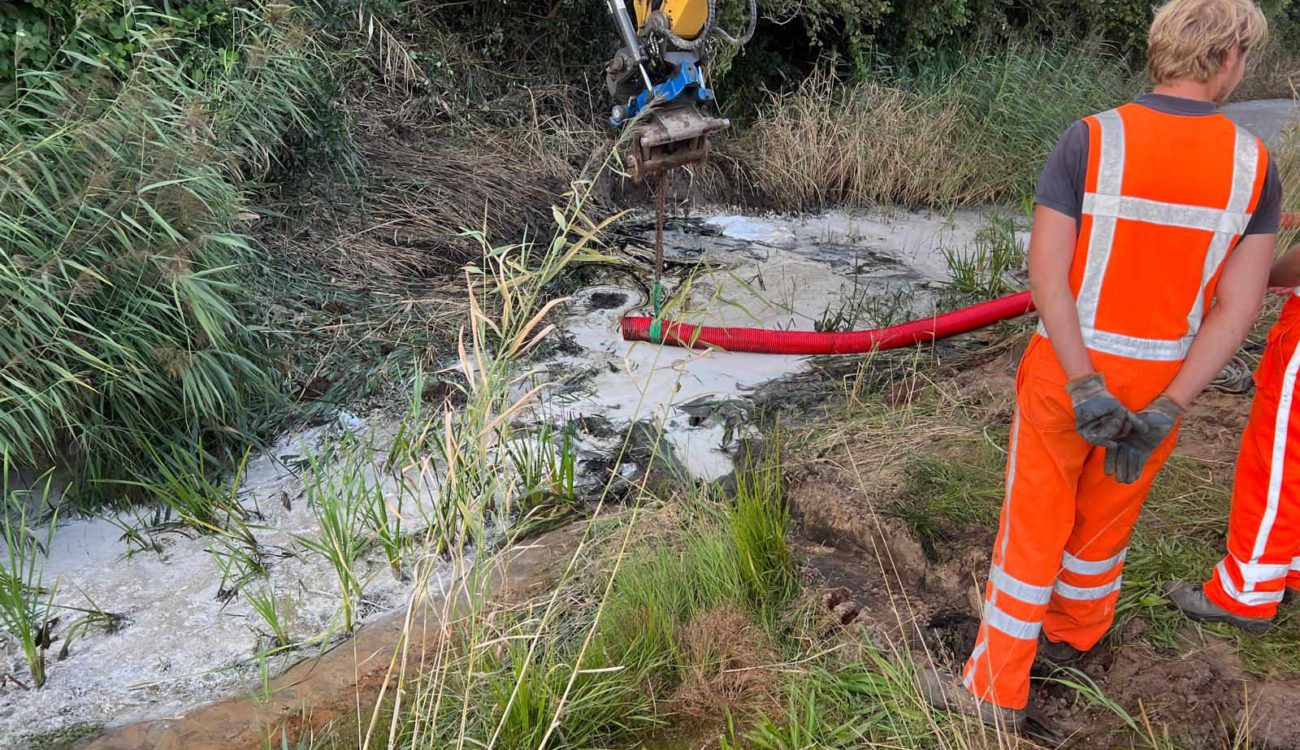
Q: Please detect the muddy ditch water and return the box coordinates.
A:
[3,208,1010,750]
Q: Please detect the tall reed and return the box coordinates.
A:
[0,4,339,502]
[733,39,1137,209]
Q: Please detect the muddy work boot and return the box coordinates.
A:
[1164,581,1272,634]
[919,668,1025,730]
[1039,637,1085,665]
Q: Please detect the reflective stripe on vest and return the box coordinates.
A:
[1066,106,1265,362]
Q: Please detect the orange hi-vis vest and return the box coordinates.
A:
[1042,103,1270,363]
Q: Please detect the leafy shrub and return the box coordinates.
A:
[719,0,1300,100]
[0,1,235,94]
[0,4,338,500]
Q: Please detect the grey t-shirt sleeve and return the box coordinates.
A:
[1035,120,1089,220]
[1244,155,1281,235]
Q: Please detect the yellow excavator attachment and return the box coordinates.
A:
[633,0,709,39]
[609,0,733,179]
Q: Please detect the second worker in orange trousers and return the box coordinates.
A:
[1165,246,1300,630]
[921,0,1281,728]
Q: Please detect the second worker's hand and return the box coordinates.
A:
[1105,395,1186,484]
[1065,373,1140,448]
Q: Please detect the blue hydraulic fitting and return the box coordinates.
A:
[610,60,715,126]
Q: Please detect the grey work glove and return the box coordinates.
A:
[1065,373,1139,448]
[1105,395,1185,484]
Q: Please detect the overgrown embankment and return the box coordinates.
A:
[7,3,1300,748]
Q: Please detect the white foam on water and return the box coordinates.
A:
[705,215,798,247]
[0,422,453,745]
[540,208,998,482]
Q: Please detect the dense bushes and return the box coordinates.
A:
[0,4,338,498]
[762,0,1299,60]
[392,0,1300,139]
[0,1,236,93]
[400,0,1189,74]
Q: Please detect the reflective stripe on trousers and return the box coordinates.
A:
[962,339,1179,710]
[1206,321,1300,618]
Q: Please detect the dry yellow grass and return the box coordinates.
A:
[730,72,984,210]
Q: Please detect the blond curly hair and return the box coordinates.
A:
[1148,0,1268,85]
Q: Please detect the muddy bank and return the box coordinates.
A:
[791,474,1300,748]
[783,346,1300,750]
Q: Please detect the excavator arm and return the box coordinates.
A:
[604,0,753,181]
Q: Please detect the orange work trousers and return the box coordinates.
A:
[1205,301,1300,618]
[962,335,1181,710]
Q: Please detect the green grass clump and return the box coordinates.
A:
[730,453,798,616]
[427,457,798,750]
[721,651,979,750]
[297,444,375,634]
[0,459,59,689]
[891,442,1005,560]
[0,4,340,503]
[943,214,1027,300]
[597,525,750,677]
[475,636,658,750]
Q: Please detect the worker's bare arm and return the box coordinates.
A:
[1164,232,1274,407]
[1269,243,1300,289]
[1028,205,1094,379]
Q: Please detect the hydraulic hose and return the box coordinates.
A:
[715,0,758,46]
[622,290,1036,355]
[648,0,715,51]
[650,0,756,50]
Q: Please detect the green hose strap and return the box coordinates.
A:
[649,281,665,343]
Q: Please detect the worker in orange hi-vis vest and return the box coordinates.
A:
[1166,247,1300,628]
[919,0,1281,729]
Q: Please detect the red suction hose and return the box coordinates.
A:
[622,290,1036,354]
[623,213,1300,355]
